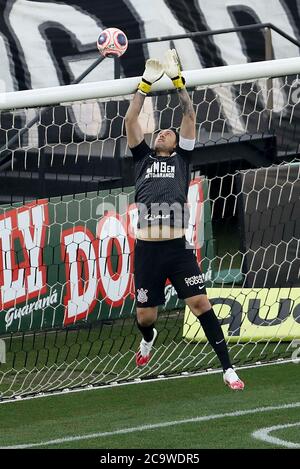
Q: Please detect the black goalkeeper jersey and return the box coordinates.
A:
[130,139,192,229]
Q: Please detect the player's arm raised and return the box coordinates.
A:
[177,88,196,140]
[125,59,164,148]
[164,49,196,140]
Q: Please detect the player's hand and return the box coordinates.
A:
[138,59,164,94]
[143,59,164,84]
[163,49,185,89]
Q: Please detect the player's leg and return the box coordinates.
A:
[185,294,244,390]
[167,238,244,389]
[134,239,166,366]
[136,306,159,366]
[185,294,232,372]
[137,306,158,340]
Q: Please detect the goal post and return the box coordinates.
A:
[0,57,300,401]
[2,56,300,110]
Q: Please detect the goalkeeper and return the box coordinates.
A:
[125,50,244,390]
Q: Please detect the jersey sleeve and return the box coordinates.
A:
[176,136,195,159]
[129,139,151,161]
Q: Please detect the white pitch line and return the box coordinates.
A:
[1,401,300,449]
[252,422,300,449]
[0,358,295,406]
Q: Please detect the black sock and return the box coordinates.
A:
[137,321,154,342]
[198,308,232,372]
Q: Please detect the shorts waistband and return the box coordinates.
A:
[136,236,186,246]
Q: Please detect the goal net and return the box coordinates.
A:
[0,58,300,401]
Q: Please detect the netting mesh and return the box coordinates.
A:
[0,74,300,401]
[1,75,299,171]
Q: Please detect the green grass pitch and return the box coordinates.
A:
[0,363,299,449]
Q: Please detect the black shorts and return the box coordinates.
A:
[134,236,207,307]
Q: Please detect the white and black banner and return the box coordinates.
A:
[0,0,300,156]
[0,0,300,90]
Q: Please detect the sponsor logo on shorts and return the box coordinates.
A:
[137,288,148,304]
[184,274,204,287]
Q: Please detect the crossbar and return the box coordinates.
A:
[1,56,300,111]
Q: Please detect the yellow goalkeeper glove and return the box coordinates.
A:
[138,59,164,95]
[163,48,185,89]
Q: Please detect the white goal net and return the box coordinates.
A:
[0,58,300,401]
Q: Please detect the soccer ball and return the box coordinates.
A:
[97,27,128,58]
